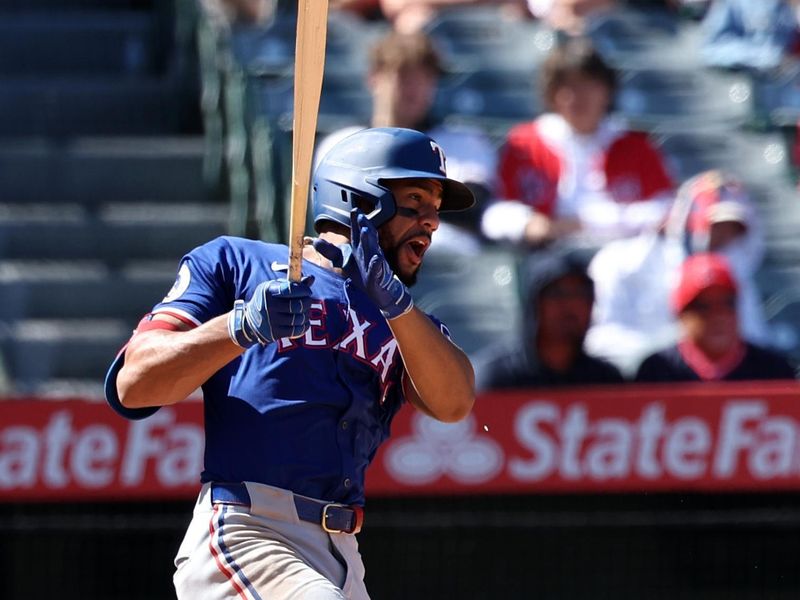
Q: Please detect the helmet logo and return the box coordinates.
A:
[429,141,447,175]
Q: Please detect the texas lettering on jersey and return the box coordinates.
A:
[276,300,400,384]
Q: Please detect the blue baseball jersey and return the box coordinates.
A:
[105,236,449,506]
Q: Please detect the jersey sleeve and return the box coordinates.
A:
[149,236,240,326]
[497,124,535,202]
[496,122,558,215]
[105,237,241,420]
[425,312,452,340]
[607,133,674,202]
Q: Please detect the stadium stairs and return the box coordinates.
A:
[0,0,225,397]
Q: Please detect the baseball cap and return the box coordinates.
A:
[671,253,738,314]
[706,200,749,226]
[685,171,752,234]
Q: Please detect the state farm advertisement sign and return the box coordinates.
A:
[2,382,800,501]
[370,381,800,495]
[0,399,204,501]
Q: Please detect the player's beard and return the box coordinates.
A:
[379,229,423,287]
[382,243,420,287]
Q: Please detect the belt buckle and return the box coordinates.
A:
[322,503,364,534]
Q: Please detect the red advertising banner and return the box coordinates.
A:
[369,381,800,495]
[0,398,204,502]
[2,381,800,502]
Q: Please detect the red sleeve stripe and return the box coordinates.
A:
[151,307,202,328]
[136,319,184,333]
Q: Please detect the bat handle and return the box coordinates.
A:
[288,238,304,282]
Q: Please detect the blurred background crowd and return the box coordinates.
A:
[4,2,800,599]
[2,0,800,398]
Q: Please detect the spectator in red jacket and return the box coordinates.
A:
[635,253,796,382]
[482,37,674,248]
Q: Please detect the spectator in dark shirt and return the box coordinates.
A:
[636,253,797,382]
[474,251,624,390]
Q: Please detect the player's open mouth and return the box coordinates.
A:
[403,236,430,266]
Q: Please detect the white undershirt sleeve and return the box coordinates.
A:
[481,200,534,244]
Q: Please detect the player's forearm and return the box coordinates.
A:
[389,308,475,422]
[117,314,243,409]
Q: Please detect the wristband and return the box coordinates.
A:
[228,299,256,348]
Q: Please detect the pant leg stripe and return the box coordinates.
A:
[208,505,262,600]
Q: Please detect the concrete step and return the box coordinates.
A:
[0,11,165,77]
[0,0,151,10]
[0,202,227,261]
[0,260,177,321]
[0,75,193,136]
[15,378,107,399]
[0,137,208,203]
[0,318,130,384]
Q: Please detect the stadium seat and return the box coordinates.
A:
[756,266,800,361]
[232,8,376,79]
[0,0,214,396]
[434,69,540,136]
[750,63,800,128]
[0,260,169,321]
[653,128,791,188]
[424,6,555,72]
[0,318,130,387]
[250,70,372,132]
[586,6,682,68]
[615,67,752,129]
[755,184,800,263]
[411,248,523,357]
[0,76,188,136]
[0,12,162,77]
[0,137,208,204]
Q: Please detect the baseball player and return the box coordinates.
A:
[103,127,476,600]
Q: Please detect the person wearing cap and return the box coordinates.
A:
[635,253,796,382]
[473,251,624,390]
[314,29,498,255]
[585,170,772,376]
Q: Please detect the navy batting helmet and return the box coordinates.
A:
[311,127,475,232]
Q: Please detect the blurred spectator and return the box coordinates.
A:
[473,251,624,390]
[666,0,712,19]
[482,37,673,248]
[330,0,384,20]
[200,0,276,29]
[382,0,530,34]
[527,0,620,36]
[314,30,498,253]
[586,170,771,375]
[635,253,796,382]
[627,0,712,19]
[700,0,800,72]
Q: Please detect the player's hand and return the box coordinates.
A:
[313,208,413,320]
[228,276,314,348]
